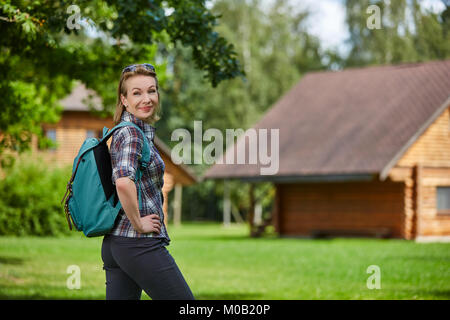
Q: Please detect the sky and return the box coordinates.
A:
[299,0,349,53]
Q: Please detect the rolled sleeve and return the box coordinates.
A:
[111,127,143,185]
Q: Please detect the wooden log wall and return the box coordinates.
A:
[388,106,450,238]
[276,181,405,238]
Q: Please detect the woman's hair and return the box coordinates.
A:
[113,65,161,125]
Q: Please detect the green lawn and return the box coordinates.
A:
[0,223,449,300]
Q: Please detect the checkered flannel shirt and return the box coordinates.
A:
[109,110,170,244]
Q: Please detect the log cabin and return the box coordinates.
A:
[32,82,197,226]
[204,59,450,240]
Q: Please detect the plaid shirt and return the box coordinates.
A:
[109,110,170,244]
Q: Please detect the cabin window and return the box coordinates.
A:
[86,129,101,139]
[46,129,57,151]
[437,187,450,214]
[86,129,96,139]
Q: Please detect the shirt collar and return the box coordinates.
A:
[121,110,156,141]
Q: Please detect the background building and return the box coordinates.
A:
[205,59,450,240]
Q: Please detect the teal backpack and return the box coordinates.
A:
[61,122,150,237]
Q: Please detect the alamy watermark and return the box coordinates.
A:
[66,264,81,290]
[170,121,280,175]
[367,5,382,30]
[366,265,381,289]
[66,5,81,30]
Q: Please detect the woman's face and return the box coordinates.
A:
[121,75,158,121]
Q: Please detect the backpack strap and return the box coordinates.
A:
[64,121,150,197]
[101,122,151,215]
[101,121,151,168]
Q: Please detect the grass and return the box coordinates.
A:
[0,222,449,300]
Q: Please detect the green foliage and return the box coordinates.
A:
[156,0,326,222]
[0,0,244,159]
[0,154,72,236]
[160,0,326,136]
[344,0,450,66]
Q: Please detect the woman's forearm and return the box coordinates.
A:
[115,177,143,232]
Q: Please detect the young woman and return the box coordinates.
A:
[101,63,195,300]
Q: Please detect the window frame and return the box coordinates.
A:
[436,186,450,216]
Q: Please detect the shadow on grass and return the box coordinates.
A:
[0,293,105,300]
[0,291,263,300]
[423,290,450,299]
[395,289,450,299]
[194,291,264,300]
[0,256,25,265]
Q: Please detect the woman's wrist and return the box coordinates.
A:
[131,217,144,233]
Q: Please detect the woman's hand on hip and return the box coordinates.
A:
[139,214,161,234]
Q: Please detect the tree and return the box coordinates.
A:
[155,0,327,229]
[344,0,450,67]
[0,0,244,161]
[160,0,326,137]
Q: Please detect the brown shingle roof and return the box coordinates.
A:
[204,59,450,181]
[59,82,103,111]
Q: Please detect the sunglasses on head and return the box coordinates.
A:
[122,63,156,74]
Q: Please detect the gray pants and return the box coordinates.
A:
[101,234,195,300]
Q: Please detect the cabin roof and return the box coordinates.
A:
[204,59,450,181]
